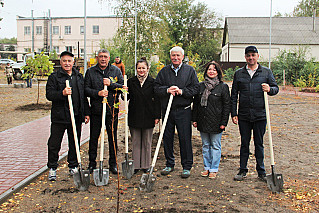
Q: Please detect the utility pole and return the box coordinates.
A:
[31,10,34,53]
[49,9,52,52]
[134,0,137,75]
[268,0,272,69]
[84,0,87,74]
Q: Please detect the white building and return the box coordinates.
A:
[221,17,319,62]
[16,15,122,61]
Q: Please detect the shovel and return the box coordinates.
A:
[121,75,134,179]
[263,86,283,193]
[93,85,110,186]
[140,94,174,192]
[66,80,90,191]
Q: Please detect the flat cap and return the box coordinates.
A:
[60,51,74,58]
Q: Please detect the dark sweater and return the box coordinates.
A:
[154,63,199,110]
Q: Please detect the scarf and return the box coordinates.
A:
[200,76,220,107]
[137,73,148,87]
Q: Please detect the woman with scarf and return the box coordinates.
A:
[192,61,231,179]
[127,57,161,173]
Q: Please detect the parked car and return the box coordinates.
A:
[0,59,16,65]
[11,53,34,80]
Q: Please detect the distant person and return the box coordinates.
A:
[192,61,231,179]
[25,67,33,88]
[5,63,13,84]
[154,46,199,178]
[231,46,279,182]
[84,49,126,175]
[112,56,125,76]
[46,51,90,181]
[127,57,161,173]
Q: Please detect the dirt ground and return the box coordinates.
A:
[0,70,318,212]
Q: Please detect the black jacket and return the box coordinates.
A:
[154,63,199,111]
[193,82,231,134]
[231,64,279,122]
[84,64,124,116]
[46,68,89,124]
[127,76,161,129]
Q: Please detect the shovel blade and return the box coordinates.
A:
[93,168,109,186]
[73,168,90,191]
[266,173,283,193]
[121,160,134,179]
[139,173,156,192]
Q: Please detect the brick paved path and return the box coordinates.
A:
[0,116,90,202]
[0,99,124,203]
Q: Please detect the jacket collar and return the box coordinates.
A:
[57,67,78,78]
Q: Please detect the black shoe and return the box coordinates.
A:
[110,166,118,174]
[142,168,150,173]
[258,173,267,182]
[88,166,96,174]
[134,169,140,174]
[234,170,247,181]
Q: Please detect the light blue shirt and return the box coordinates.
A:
[171,63,183,76]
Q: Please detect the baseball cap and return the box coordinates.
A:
[245,46,258,54]
[60,51,74,58]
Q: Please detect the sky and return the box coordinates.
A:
[0,0,301,39]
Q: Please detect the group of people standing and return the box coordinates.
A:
[45,44,278,183]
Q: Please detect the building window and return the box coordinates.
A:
[53,26,59,35]
[80,26,84,34]
[65,46,72,52]
[36,26,42,35]
[53,46,59,53]
[24,48,31,52]
[93,25,99,34]
[65,26,71,35]
[24,26,31,35]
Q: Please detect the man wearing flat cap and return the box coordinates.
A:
[46,51,90,181]
[231,46,279,182]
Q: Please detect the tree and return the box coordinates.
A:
[293,0,319,17]
[101,0,222,76]
[21,53,54,104]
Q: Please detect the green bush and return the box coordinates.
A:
[223,66,238,81]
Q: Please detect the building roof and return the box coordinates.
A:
[223,17,319,46]
[16,15,120,20]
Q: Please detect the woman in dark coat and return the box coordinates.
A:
[127,57,161,173]
[192,62,231,179]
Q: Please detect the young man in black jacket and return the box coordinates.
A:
[154,46,199,178]
[46,51,90,181]
[231,46,279,182]
[84,49,125,174]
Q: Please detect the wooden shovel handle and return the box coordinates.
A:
[124,75,129,154]
[151,94,174,167]
[100,85,107,161]
[263,84,275,166]
[66,80,81,164]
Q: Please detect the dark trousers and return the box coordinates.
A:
[89,113,118,168]
[47,116,82,169]
[238,119,266,175]
[163,107,193,170]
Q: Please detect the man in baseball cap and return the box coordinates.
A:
[231,45,279,183]
[245,46,258,54]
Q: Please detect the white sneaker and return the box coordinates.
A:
[49,168,56,181]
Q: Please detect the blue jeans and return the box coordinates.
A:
[200,132,222,172]
[26,78,32,88]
